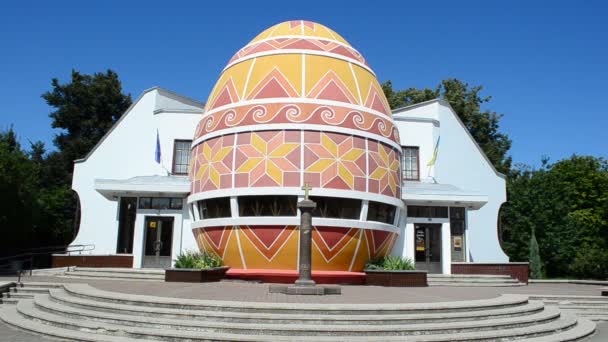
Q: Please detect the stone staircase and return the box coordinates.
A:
[529,294,608,322]
[1,282,64,305]
[0,282,597,341]
[59,267,527,287]
[58,267,165,281]
[428,274,526,287]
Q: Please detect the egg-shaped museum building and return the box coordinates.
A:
[188,20,403,273]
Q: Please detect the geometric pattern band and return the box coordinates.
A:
[250,20,351,46]
[206,51,391,116]
[190,130,401,198]
[194,103,400,144]
[229,36,369,69]
[194,225,397,272]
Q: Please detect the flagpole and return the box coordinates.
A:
[427,136,440,183]
[155,129,172,176]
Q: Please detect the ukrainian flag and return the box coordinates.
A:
[155,129,162,164]
[427,136,440,166]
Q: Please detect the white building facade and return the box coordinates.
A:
[67,87,508,274]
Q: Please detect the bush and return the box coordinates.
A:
[365,256,415,271]
[529,230,543,279]
[570,243,608,280]
[173,250,223,269]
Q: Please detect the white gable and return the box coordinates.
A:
[392,99,508,262]
[71,87,204,258]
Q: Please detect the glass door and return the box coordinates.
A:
[414,224,442,273]
[142,216,174,268]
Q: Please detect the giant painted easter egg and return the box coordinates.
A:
[189,20,402,272]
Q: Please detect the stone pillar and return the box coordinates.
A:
[295,199,316,287]
[405,222,415,261]
[267,186,340,295]
[441,222,452,274]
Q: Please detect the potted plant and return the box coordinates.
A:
[165,250,229,282]
[364,256,427,287]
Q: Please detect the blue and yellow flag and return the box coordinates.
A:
[155,129,162,164]
[427,136,440,167]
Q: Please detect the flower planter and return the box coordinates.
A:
[165,266,230,283]
[364,269,428,287]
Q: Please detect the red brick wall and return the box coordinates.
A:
[52,255,133,268]
[365,271,428,287]
[451,263,529,284]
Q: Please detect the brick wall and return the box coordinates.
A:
[52,255,133,268]
[365,271,428,287]
[451,262,529,284]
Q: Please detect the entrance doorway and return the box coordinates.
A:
[142,216,174,268]
[414,224,442,273]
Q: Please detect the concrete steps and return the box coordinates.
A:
[1,285,53,303]
[0,297,18,305]
[427,274,525,287]
[60,283,530,315]
[53,266,529,287]
[59,267,165,281]
[528,294,608,322]
[41,289,547,325]
[0,282,597,341]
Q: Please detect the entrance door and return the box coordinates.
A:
[414,224,442,273]
[143,216,174,268]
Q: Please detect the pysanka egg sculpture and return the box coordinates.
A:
[189,20,402,272]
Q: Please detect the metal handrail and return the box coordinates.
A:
[0,244,95,282]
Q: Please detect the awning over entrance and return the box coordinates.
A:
[402,181,488,210]
[94,175,190,199]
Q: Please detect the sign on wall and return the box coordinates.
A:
[415,230,425,251]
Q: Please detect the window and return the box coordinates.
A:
[238,196,298,216]
[169,198,183,210]
[198,197,231,219]
[138,197,183,210]
[366,201,396,224]
[172,140,192,175]
[402,146,419,180]
[116,197,137,254]
[450,207,466,262]
[407,206,448,218]
[311,197,361,219]
[450,207,466,235]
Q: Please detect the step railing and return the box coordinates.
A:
[0,244,95,282]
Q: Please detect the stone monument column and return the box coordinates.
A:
[268,183,341,295]
[295,184,316,287]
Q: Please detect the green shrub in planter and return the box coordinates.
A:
[174,250,223,269]
[365,256,415,271]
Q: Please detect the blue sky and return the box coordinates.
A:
[1,0,606,167]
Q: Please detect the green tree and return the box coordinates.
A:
[382,79,512,174]
[1,70,132,255]
[42,69,132,180]
[501,155,608,279]
[381,80,439,109]
[0,128,36,252]
[529,229,542,279]
[35,69,132,246]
